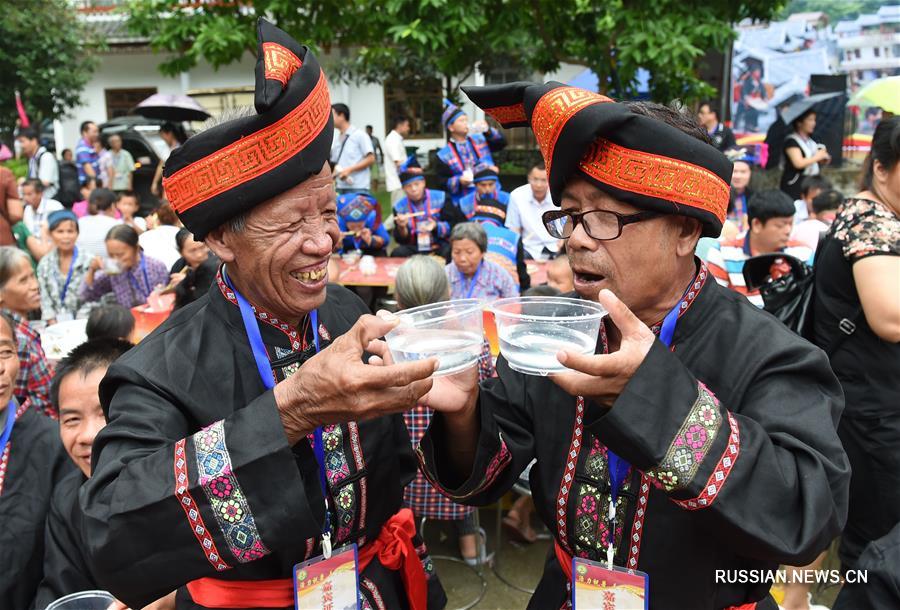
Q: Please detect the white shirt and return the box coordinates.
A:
[793,199,809,224]
[506,184,558,259]
[77,214,122,260]
[28,147,59,199]
[383,130,407,192]
[139,225,181,269]
[330,125,374,191]
[23,198,64,238]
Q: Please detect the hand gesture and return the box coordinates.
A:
[274,314,437,444]
[358,227,373,245]
[370,311,480,421]
[552,290,655,408]
[89,256,104,272]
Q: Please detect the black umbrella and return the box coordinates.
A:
[779,92,842,126]
[132,93,211,122]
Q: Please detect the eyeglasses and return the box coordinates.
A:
[542,209,662,240]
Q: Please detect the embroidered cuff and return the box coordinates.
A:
[645,382,723,492]
[193,420,271,563]
[415,404,511,502]
[670,411,741,511]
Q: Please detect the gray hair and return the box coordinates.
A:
[450,222,487,253]
[204,107,258,236]
[0,247,32,290]
[395,255,449,309]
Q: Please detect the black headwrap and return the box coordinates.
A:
[461,82,733,237]
[162,18,333,239]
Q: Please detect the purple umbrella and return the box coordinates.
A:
[132,93,211,122]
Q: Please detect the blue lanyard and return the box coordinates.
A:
[59,247,78,304]
[0,400,17,459]
[127,254,151,300]
[222,268,333,553]
[461,261,483,299]
[604,282,684,568]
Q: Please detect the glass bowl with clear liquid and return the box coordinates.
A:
[490,296,606,375]
[385,298,484,376]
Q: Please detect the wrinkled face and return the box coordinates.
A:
[22,184,42,208]
[50,220,79,252]
[451,238,484,276]
[751,216,793,253]
[83,123,99,144]
[562,177,686,316]
[0,321,19,405]
[731,161,751,191]
[16,136,38,158]
[106,239,140,271]
[528,168,548,201]
[0,257,40,315]
[402,178,426,201]
[181,236,209,269]
[547,259,575,293]
[108,135,122,151]
[449,114,469,138]
[213,164,340,321]
[58,367,108,478]
[116,196,139,218]
[475,180,497,197]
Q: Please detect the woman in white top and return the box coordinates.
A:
[780,110,831,201]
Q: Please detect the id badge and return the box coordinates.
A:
[294,543,360,610]
[56,311,74,322]
[416,230,433,252]
[572,557,649,610]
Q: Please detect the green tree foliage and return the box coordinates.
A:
[519,0,784,102]
[124,0,784,104]
[124,0,375,76]
[779,0,887,23]
[0,0,99,137]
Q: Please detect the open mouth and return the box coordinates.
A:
[573,271,606,284]
[289,261,328,285]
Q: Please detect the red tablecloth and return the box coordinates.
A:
[334,257,548,288]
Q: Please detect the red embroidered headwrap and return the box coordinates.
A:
[462,82,733,237]
[162,18,333,239]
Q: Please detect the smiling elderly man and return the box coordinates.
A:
[418,83,850,609]
[81,20,445,610]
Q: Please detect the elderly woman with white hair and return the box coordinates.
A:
[395,255,494,565]
[0,246,54,416]
[446,222,518,300]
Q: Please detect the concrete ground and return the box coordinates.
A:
[421,505,549,610]
[424,506,844,610]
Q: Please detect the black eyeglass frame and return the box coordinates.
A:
[541,209,663,240]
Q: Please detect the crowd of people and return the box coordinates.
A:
[0,16,898,610]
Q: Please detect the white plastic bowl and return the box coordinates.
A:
[385,299,484,376]
[44,590,117,610]
[490,296,606,375]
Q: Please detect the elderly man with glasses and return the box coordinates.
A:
[415,83,850,609]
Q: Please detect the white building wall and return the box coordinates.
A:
[59,44,591,158]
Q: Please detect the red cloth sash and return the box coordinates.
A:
[186,508,426,610]
[555,542,757,610]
